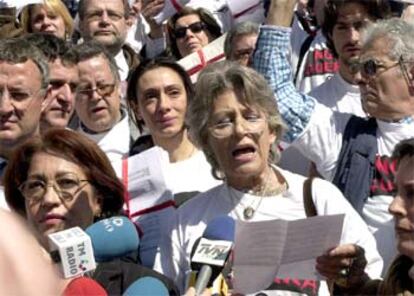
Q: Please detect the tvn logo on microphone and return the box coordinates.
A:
[192,238,232,266]
[48,227,96,278]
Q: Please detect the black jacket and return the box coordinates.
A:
[92,253,179,295]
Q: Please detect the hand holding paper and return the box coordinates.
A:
[153,0,190,24]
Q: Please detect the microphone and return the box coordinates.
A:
[122,276,169,296]
[48,227,96,279]
[191,216,235,295]
[85,216,140,262]
[63,277,108,296]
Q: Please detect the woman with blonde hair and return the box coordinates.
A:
[20,0,74,40]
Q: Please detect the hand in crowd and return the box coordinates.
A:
[142,0,165,38]
[401,4,414,22]
[266,0,297,26]
[316,244,369,291]
[184,287,212,296]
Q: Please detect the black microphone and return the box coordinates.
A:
[190,216,235,295]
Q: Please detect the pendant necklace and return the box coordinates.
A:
[229,166,287,220]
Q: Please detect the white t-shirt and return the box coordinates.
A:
[78,112,131,165]
[309,73,365,117]
[154,168,383,295]
[279,72,365,177]
[293,103,414,273]
[166,150,221,196]
[290,21,338,94]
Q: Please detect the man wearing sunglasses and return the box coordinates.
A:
[254,0,414,276]
[73,42,133,164]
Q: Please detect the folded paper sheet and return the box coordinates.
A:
[233,214,344,294]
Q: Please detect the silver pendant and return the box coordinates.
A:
[243,207,255,220]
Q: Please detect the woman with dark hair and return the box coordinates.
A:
[3,129,178,295]
[127,57,220,204]
[167,6,222,59]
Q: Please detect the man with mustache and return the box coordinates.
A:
[254,0,414,276]
[78,0,139,82]
[24,33,79,133]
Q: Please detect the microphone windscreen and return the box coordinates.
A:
[203,216,235,242]
[85,216,139,262]
[63,277,107,296]
[122,276,169,296]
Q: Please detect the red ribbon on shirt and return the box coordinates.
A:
[187,49,226,76]
[171,0,182,12]
[122,157,131,218]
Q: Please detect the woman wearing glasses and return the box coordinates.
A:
[154,61,383,294]
[3,129,178,295]
[20,0,74,41]
[167,7,222,60]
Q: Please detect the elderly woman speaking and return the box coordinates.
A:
[154,61,383,294]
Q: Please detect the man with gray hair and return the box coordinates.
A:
[0,37,51,208]
[224,21,259,66]
[254,0,414,275]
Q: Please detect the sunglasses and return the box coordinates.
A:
[173,22,206,39]
[351,57,404,78]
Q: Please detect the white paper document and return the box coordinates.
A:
[113,146,173,213]
[232,214,345,294]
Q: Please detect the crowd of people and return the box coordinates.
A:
[0,0,413,295]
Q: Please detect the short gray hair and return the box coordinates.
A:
[0,38,49,90]
[187,61,285,179]
[224,21,259,59]
[362,18,414,62]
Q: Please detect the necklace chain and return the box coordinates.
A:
[228,166,287,220]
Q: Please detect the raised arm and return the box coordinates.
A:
[253,0,316,143]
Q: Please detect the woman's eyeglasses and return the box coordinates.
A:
[173,22,206,39]
[19,173,90,203]
[208,115,266,139]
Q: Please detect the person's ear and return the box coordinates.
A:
[41,85,53,112]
